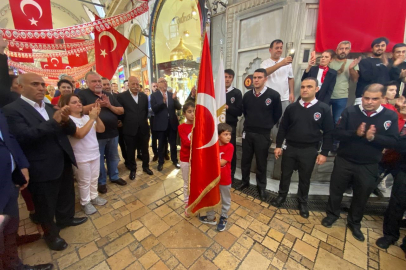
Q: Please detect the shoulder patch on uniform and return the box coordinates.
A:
[231,97,235,103]
[314,112,321,121]
[384,120,392,130]
[265,98,272,106]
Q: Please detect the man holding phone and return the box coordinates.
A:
[260,39,295,140]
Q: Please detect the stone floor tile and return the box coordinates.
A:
[302,233,320,248]
[204,249,216,260]
[149,260,170,270]
[112,200,126,209]
[169,248,205,268]
[213,250,240,270]
[165,256,180,269]
[23,250,52,268]
[271,256,285,270]
[141,235,160,251]
[154,204,173,218]
[133,227,151,242]
[284,258,308,270]
[239,249,271,270]
[107,247,136,270]
[93,214,116,229]
[313,225,346,241]
[262,236,280,252]
[281,238,294,248]
[139,250,160,269]
[301,257,314,269]
[228,224,245,238]
[235,217,251,229]
[267,228,284,242]
[237,234,255,249]
[162,211,183,227]
[311,228,328,242]
[269,218,290,234]
[293,239,317,262]
[344,240,368,269]
[65,249,106,270]
[189,255,218,270]
[140,211,171,237]
[91,261,111,270]
[257,213,271,224]
[78,241,98,259]
[327,235,344,250]
[214,231,237,249]
[98,214,132,237]
[207,229,218,238]
[229,242,249,260]
[249,219,270,236]
[125,200,145,213]
[314,248,363,270]
[126,220,143,231]
[104,233,136,256]
[287,226,304,239]
[386,244,406,261]
[345,228,368,255]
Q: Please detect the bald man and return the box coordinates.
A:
[3,73,88,251]
[117,76,153,180]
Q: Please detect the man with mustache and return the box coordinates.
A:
[354,37,390,105]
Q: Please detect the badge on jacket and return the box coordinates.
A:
[231,97,235,103]
[265,98,271,106]
[384,120,392,130]
[314,112,321,121]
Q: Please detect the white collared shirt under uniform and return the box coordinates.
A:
[299,98,318,108]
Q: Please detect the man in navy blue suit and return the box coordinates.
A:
[150,77,182,171]
[0,109,53,270]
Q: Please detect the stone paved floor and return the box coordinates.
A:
[17,160,406,270]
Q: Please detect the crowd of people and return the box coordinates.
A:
[1,35,406,269]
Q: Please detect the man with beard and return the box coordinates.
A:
[389,43,406,97]
[354,37,390,105]
[329,41,360,124]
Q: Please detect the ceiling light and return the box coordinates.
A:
[184,31,190,37]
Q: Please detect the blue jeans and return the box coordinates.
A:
[98,136,120,185]
[330,98,348,124]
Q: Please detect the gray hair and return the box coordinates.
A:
[85,71,100,81]
[337,41,351,50]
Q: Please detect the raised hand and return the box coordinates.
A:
[349,57,361,69]
[357,122,366,137]
[281,56,293,66]
[89,106,99,120]
[400,69,406,79]
[99,94,111,108]
[396,96,406,108]
[60,105,71,122]
[191,86,196,98]
[394,55,406,67]
[366,125,376,141]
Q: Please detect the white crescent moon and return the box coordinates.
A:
[43,64,48,68]
[98,31,117,52]
[20,0,43,18]
[196,93,218,149]
[65,66,72,69]
[51,57,59,64]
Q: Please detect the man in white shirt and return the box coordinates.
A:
[260,39,295,139]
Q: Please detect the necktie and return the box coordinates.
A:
[319,65,329,83]
[303,102,310,108]
[255,92,260,97]
[364,110,376,117]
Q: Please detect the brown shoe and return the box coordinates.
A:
[98,184,107,194]
[152,155,158,162]
[164,154,170,160]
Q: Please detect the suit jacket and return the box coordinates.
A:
[2,98,76,182]
[302,66,337,104]
[117,91,150,136]
[150,90,181,131]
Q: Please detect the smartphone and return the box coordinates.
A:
[287,49,295,59]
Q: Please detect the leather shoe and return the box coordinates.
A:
[143,168,153,175]
[165,154,170,160]
[129,170,136,180]
[111,178,127,186]
[376,237,396,249]
[258,189,268,201]
[271,196,286,208]
[347,224,365,242]
[321,217,337,228]
[98,184,107,194]
[173,163,180,169]
[158,164,163,171]
[17,233,41,246]
[372,188,384,198]
[23,263,54,270]
[57,217,88,229]
[298,203,309,218]
[44,236,68,251]
[237,182,250,191]
[152,155,158,162]
[137,155,142,160]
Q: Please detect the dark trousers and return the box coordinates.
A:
[20,188,35,212]
[157,121,178,165]
[279,145,318,203]
[383,170,406,244]
[118,127,127,165]
[124,130,150,170]
[241,131,271,190]
[0,186,22,270]
[150,116,158,156]
[326,156,379,229]
[230,128,237,180]
[28,159,75,240]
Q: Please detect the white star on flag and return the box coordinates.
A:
[76,54,80,57]
[29,18,38,26]
[100,49,107,57]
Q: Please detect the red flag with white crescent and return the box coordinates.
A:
[186,33,221,216]
[94,15,130,79]
[8,46,34,63]
[41,61,71,69]
[9,0,53,30]
[47,56,64,69]
[65,38,89,67]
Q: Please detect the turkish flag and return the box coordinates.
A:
[186,34,221,216]
[65,38,89,67]
[9,0,53,30]
[41,61,71,69]
[315,0,406,52]
[9,46,34,63]
[47,56,64,69]
[94,15,130,79]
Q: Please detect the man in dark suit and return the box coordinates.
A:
[117,76,153,180]
[150,77,182,171]
[2,73,88,251]
[0,109,53,270]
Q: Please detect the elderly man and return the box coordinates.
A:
[150,77,181,171]
[117,76,153,180]
[3,73,88,251]
[78,72,126,194]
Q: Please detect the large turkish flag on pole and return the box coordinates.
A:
[315,0,406,52]
[186,33,221,216]
[9,0,53,30]
[94,15,129,79]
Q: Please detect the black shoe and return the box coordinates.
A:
[29,213,40,224]
[236,182,250,191]
[23,263,54,270]
[98,184,107,194]
[129,170,136,180]
[347,224,365,242]
[372,188,384,198]
[298,203,309,218]
[152,155,158,162]
[57,217,88,229]
[164,154,170,161]
[17,233,42,246]
[376,237,396,249]
[111,178,127,186]
[44,236,68,251]
[137,155,142,160]
[173,163,180,169]
[157,164,163,171]
[143,168,153,175]
[271,196,286,208]
[258,189,268,201]
[321,217,337,228]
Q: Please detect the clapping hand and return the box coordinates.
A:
[99,94,111,108]
[394,55,406,67]
[366,125,376,141]
[60,106,71,122]
[89,103,100,120]
[357,122,366,137]
[349,57,361,69]
[163,93,167,104]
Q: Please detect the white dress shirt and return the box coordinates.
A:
[21,96,50,120]
[260,57,294,101]
[359,104,383,117]
[253,86,267,97]
[131,92,139,104]
[299,98,318,108]
[226,86,234,93]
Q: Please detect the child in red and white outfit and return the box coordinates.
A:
[199,123,234,231]
[178,102,195,215]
